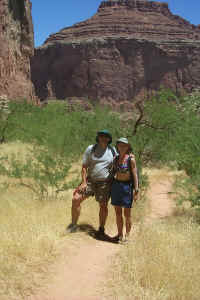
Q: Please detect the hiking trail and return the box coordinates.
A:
[28,168,176,300]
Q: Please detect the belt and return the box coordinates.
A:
[87,177,112,184]
[114,178,132,184]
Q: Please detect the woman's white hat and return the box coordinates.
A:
[117,137,129,144]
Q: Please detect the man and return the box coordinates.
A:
[66,130,116,236]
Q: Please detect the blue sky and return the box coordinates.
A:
[32,0,200,48]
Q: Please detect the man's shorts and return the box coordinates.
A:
[78,179,112,202]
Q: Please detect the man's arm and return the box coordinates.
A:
[78,145,92,191]
[73,164,88,195]
[79,164,87,190]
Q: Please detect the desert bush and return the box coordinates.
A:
[131,89,200,208]
[1,147,71,200]
[2,93,200,205]
[3,101,124,158]
[0,101,132,199]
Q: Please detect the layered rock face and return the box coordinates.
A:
[0,0,34,100]
[31,0,200,104]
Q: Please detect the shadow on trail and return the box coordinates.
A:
[78,223,118,244]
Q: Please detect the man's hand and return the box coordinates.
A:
[73,182,87,196]
[78,182,87,193]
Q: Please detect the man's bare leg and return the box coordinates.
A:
[71,192,87,225]
[66,192,87,233]
[99,201,108,231]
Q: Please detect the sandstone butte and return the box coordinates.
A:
[0,0,34,101]
[31,0,200,107]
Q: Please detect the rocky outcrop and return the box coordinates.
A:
[31,0,200,104]
[0,0,34,100]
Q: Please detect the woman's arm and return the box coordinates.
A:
[130,157,139,199]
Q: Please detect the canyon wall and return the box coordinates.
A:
[0,0,34,100]
[31,0,200,105]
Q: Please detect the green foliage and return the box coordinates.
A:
[0,101,126,200]
[4,102,123,158]
[1,92,200,207]
[2,147,71,200]
[132,89,200,208]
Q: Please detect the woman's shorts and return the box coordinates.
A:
[111,179,133,208]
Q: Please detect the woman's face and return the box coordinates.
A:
[117,142,129,154]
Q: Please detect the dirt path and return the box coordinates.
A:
[144,168,176,223]
[28,230,120,300]
[28,168,176,300]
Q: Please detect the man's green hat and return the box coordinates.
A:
[96,130,112,144]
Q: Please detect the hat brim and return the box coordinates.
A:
[116,141,132,152]
[117,140,130,145]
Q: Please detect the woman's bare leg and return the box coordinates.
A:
[114,206,123,237]
[124,208,132,237]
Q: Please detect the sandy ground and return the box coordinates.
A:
[28,168,176,300]
[27,232,119,300]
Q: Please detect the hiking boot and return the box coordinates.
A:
[96,227,105,239]
[66,223,78,233]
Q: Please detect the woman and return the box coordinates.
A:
[111,137,139,242]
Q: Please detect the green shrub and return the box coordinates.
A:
[1,146,71,200]
[0,101,129,200]
[2,92,200,207]
[132,89,200,208]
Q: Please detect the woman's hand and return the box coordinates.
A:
[133,189,139,202]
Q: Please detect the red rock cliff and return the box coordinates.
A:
[31,0,200,104]
[0,0,35,100]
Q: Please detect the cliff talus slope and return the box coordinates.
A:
[31,0,200,104]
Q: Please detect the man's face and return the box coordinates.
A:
[98,134,110,145]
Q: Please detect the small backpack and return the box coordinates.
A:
[91,144,116,177]
[91,144,116,158]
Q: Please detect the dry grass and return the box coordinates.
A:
[109,169,200,300]
[0,185,67,300]
[110,218,200,300]
[0,142,117,300]
[0,140,31,159]
[2,143,200,300]
[0,184,118,300]
[0,182,118,299]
